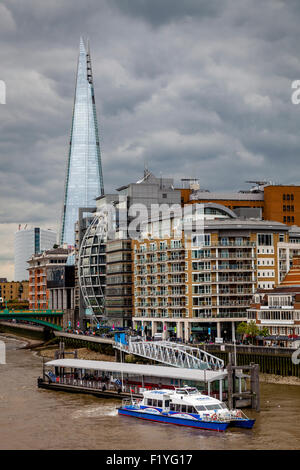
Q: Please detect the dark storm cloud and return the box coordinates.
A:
[1,0,300,277]
[109,0,221,27]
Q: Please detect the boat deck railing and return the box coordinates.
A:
[44,375,142,395]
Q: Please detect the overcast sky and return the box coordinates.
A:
[1,0,300,279]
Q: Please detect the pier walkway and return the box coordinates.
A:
[114,339,224,370]
[54,331,113,345]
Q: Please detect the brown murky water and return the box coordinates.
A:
[0,335,299,450]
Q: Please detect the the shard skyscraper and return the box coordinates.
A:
[60,37,104,246]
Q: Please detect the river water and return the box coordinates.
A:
[0,335,299,450]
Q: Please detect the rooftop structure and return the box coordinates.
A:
[183,183,300,225]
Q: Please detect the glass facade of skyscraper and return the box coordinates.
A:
[60,37,104,246]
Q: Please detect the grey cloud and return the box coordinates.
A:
[110,0,221,27]
[1,0,300,277]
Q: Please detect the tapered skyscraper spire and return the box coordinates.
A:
[60,37,104,246]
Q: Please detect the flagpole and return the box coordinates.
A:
[120,336,124,391]
[130,387,133,404]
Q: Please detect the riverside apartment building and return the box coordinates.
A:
[132,208,290,342]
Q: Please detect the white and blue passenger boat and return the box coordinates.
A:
[118,386,255,432]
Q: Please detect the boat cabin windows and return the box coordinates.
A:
[205,404,222,410]
[195,405,206,411]
[146,399,163,407]
[175,387,198,395]
[170,403,180,412]
[170,403,197,414]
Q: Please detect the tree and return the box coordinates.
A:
[237,321,265,344]
[237,322,248,337]
[246,321,260,343]
[260,326,269,337]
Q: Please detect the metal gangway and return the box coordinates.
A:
[114,339,224,370]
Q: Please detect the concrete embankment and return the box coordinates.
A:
[202,343,300,378]
[0,321,45,347]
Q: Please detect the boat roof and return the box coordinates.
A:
[143,388,223,405]
[45,359,226,383]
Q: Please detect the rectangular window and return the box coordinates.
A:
[257,234,273,246]
[192,234,210,247]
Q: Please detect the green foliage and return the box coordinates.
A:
[260,327,270,337]
[237,321,269,343]
[236,322,248,336]
[246,320,260,338]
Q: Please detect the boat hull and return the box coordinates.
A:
[229,419,256,429]
[118,408,229,432]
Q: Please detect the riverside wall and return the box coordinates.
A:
[202,344,300,378]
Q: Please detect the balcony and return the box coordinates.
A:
[216,312,247,318]
[217,264,253,271]
[218,253,255,260]
[217,277,255,283]
[217,289,253,295]
[210,241,255,248]
[218,300,250,307]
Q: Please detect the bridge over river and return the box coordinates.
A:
[0,308,64,331]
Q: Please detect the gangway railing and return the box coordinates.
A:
[113,339,224,370]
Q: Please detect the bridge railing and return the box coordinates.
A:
[114,339,224,370]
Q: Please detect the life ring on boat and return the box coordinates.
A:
[211,413,218,421]
[236,410,242,418]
